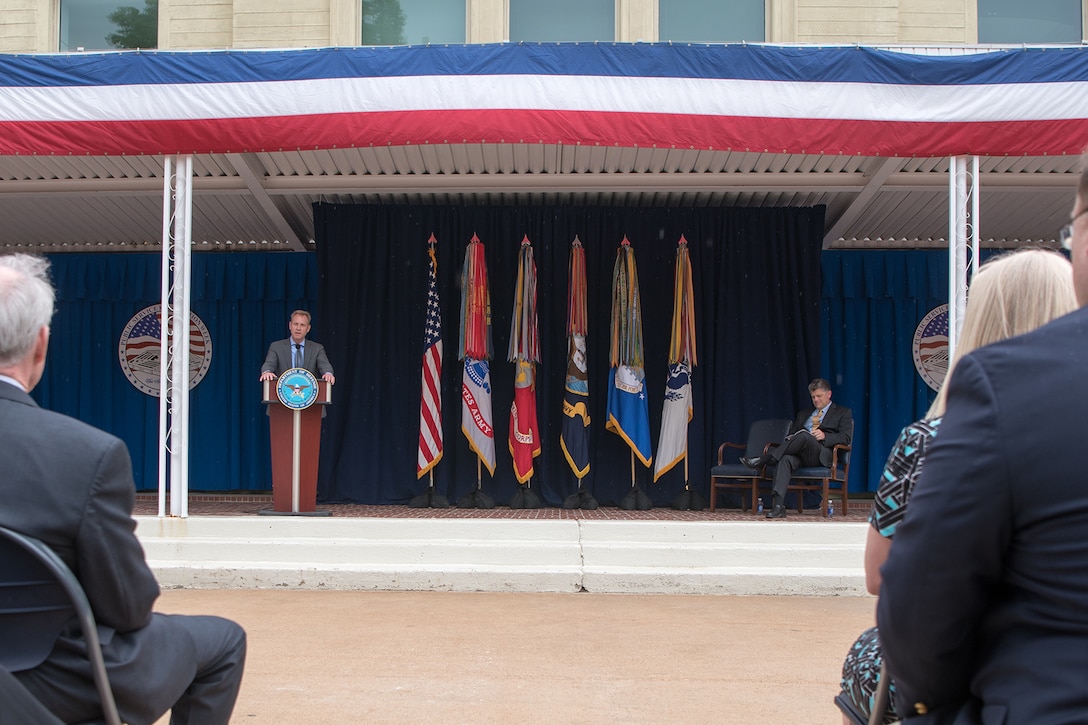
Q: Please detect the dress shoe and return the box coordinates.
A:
[765,504,787,519]
[740,455,766,469]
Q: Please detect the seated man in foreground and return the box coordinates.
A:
[0,254,246,725]
[741,377,852,518]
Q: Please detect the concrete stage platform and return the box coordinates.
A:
[135,496,870,597]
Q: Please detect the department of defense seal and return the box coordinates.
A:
[912,304,949,392]
[276,367,320,410]
[118,304,212,397]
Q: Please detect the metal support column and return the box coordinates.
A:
[947,155,980,362]
[158,155,193,517]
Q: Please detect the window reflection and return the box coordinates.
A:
[978,0,1081,43]
[660,0,765,43]
[60,0,158,51]
[362,0,466,46]
[509,0,614,42]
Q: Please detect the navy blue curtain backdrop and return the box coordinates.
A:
[28,242,976,501]
[33,252,320,491]
[821,249,998,493]
[314,204,825,507]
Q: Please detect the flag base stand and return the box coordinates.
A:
[670,486,706,511]
[457,487,495,509]
[618,485,654,511]
[409,487,450,509]
[508,485,541,509]
[563,486,598,510]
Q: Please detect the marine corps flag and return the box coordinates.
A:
[605,236,653,470]
[560,237,591,480]
[459,235,496,482]
[653,236,698,484]
[508,236,541,486]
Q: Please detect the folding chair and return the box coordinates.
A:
[0,525,122,725]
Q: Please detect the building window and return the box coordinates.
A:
[362,0,466,46]
[659,0,764,43]
[59,0,158,51]
[509,0,615,42]
[978,0,1081,43]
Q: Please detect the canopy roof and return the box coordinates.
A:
[0,43,1084,251]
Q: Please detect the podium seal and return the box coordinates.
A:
[276,367,319,410]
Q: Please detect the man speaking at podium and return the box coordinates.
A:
[260,310,335,385]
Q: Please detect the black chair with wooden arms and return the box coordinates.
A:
[0,525,122,725]
[780,420,853,517]
[708,418,791,513]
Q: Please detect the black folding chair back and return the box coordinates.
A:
[0,525,121,725]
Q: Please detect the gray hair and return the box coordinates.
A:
[0,254,55,367]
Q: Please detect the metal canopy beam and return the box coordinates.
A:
[224,153,307,252]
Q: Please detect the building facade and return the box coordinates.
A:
[0,0,1083,54]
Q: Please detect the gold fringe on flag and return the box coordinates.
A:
[668,235,698,367]
[507,235,540,364]
[609,236,644,368]
[566,236,587,338]
[458,234,492,361]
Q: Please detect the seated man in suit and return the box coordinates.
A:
[0,254,246,724]
[740,377,853,518]
[259,309,335,384]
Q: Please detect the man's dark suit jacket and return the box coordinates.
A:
[786,402,853,465]
[0,380,244,724]
[0,380,161,720]
[878,305,1088,723]
[261,338,334,378]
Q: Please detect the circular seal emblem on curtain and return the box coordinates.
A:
[912,304,949,392]
[276,367,319,410]
[118,304,212,397]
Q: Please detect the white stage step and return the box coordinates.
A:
[136,516,868,596]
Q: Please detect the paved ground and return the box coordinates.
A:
[152,589,873,724]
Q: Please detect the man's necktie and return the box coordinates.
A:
[811,409,823,431]
[292,343,301,368]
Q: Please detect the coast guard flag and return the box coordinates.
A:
[653,237,698,482]
[462,357,496,475]
[605,237,652,468]
[652,362,692,481]
[417,240,443,478]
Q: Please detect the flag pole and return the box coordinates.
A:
[410,234,449,508]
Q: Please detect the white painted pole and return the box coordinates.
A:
[157,157,173,518]
[169,155,193,517]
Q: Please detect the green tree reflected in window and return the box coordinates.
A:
[59,0,158,51]
[363,0,407,45]
[107,0,158,49]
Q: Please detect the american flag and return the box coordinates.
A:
[417,242,443,478]
[124,312,162,372]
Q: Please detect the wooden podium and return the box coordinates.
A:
[260,372,332,516]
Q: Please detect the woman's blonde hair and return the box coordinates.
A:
[927,248,1077,419]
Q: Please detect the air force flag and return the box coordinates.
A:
[606,364,652,468]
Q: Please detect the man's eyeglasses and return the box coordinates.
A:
[1060,207,1088,250]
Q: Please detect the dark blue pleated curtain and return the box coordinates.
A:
[821,249,998,494]
[34,253,319,491]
